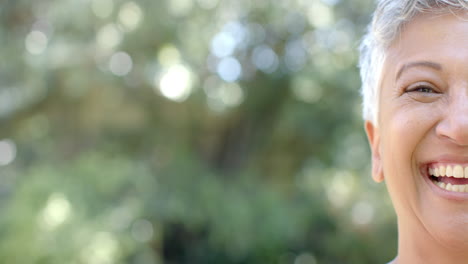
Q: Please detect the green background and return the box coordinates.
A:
[0,0,397,263]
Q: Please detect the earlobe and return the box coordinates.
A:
[365,121,384,183]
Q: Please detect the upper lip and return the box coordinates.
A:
[422,154,468,165]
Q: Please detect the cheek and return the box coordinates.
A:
[383,115,418,179]
[380,100,443,216]
[379,102,429,197]
[381,98,438,153]
[381,102,423,160]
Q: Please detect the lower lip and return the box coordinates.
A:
[422,166,468,201]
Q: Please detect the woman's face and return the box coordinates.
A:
[366,12,468,250]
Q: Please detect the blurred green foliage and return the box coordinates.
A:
[0,0,398,263]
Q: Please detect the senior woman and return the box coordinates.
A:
[360,0,468,263]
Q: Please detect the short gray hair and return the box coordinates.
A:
[359,0,468,124]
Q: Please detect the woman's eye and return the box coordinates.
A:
[415,87,433,93]
[403,83,441,103]
[406,85,437,94]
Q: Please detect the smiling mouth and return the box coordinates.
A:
[429,165,468,193]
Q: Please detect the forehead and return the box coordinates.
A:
[387,12,468,63]
[383,11,468,79]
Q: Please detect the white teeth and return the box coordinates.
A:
[434,180,468,193]
[446,166,453,177]
[440,166,446,176]
[460,185,466,192]
[446,183,453,191]
[430,165,468,193]
[430,165,468,178]
[454,165,464,178]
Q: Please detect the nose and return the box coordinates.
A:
[436,88,468,146]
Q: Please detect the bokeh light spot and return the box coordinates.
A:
[118,2,143,32]
[81,232,119,264]
[0,139,16,166]
[307,1,334,28]
[39,192,72,230]
[97,24,122,51]
[223,22,247,45]
[217,57,241,82]
[157,64,193,102]
[109,51,133,76]
[326,171,355,208]
[157,44,181,67]
[251,45,278,73]
[25,30,48,55]
[291,77,323,103]
[219,83,244,107]
[210,32,236,58]
[203,77,244,112]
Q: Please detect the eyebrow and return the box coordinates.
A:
[395,61,442,81]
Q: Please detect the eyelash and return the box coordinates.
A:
[406,84,438,94]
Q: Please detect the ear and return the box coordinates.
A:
[365,121,384,182]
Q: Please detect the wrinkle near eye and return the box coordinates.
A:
[406,91,441,103]
[395,69,446,95]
